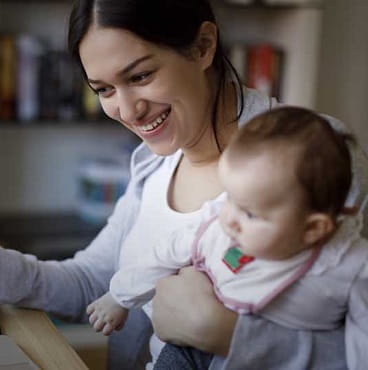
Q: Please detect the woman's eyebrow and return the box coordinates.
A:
[88,54,154,84]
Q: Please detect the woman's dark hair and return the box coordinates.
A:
[68,0,244,150]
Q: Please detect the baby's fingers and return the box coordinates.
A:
[115,321,124,331]
[88,311,99,326]
[102,323,114,336]
[93,318,106,332]
[86,303,95,315]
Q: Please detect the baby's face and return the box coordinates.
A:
[218,147,311,260]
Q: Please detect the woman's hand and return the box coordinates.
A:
[152,266,237,356]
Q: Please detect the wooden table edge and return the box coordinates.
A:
[0,305,88,370]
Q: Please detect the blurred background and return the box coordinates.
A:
[0,0,367,369]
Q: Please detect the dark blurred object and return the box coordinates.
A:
[39,50,84,122]
[0,35,16,121]
[77,156,130,225]
[0,213,102,260]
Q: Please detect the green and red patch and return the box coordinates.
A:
[222,246,254,273]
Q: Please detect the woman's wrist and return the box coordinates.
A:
[193,298,237,356]
[152,267,238,356]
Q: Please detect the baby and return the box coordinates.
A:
[87,106,368,369]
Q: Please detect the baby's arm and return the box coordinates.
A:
[86,292,128,335]
[86,216,211,335]
[109,226,194,310]
[345,263,368,369]
[86,227,194,335]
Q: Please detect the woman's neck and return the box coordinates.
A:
[181,81,238,167]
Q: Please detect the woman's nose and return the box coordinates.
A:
[116,90,147,123]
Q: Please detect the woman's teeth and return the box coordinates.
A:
[140,110,169,132]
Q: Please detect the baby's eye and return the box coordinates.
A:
[245,210,256,219]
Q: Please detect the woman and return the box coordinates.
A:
[0,0,366,369]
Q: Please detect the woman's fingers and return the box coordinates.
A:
[152,266,236,354]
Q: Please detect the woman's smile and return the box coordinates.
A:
[135,108,171,136]
[79,26,217,157]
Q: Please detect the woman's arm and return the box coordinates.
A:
[152,266,348,370]
[0,186,138,322]
[345,264,368,369]
[152,266,237,356]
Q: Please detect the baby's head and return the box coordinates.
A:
[218,106,353,260]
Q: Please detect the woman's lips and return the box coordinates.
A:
[136,108,171,137]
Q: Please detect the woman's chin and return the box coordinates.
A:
[145,141,179,156]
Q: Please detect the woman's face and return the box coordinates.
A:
[79,25,215,156]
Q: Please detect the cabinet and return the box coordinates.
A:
[0,1,101,123]
[0,0,323,214]
[0,0,323,124]
[0,1,323,368]
[212,0,323,108]
[0,1,139,215]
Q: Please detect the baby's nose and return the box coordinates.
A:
[228,219,241,234]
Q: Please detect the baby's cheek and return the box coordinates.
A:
[241,230,275,257]
[218,208,229,228]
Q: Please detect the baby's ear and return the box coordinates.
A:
[303,213,336,246]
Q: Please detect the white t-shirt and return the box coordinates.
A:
[119,150,202,310]
[118,149,214,367]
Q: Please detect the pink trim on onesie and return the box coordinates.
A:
[191,214,218,265]
[190,216,322,314]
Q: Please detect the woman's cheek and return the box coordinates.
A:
[100,100,116,121]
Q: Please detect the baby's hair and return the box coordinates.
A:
[227,106,354,217]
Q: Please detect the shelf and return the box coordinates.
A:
[0,0,324,217]
[1,0,72,3]
[0,212,103,260]
[0,119,118,129]
[1,0,322,8]
[215,0,323,9]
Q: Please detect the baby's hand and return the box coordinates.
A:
[86,292,128,335]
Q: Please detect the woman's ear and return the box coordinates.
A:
[303,213,336,246]
[194,21,218,70]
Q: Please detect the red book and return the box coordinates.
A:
[246,43,284,100]
[0,35,16,120]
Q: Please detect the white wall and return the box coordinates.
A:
[0,2,137,214]
[316,0,368,152]
[0,125,134,213]
[0,2,69,49]
[1,1,367,213]
[214,5,322,108]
